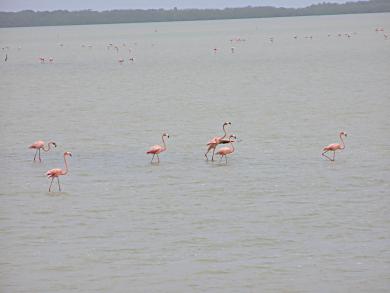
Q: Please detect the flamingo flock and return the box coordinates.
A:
[0,25,374,66]
[29,124,347,192]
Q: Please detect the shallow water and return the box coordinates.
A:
[1,13,390,292]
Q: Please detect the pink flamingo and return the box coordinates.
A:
[322,131,347,161]
[205,122,231,161]
[216,134,237,164]
[46,152,72,192]
[147,133,169,163]
[29,140,57,162]
[118,59,124,64]
[39,57,45,63]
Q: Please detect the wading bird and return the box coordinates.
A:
[322,131,347,161]
[205,122,231,161]
[147,133,169,163]
[46,152,72,192]
[29,140,57,162]
[216,134,237,164]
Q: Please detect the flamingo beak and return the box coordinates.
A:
[53,143,57,147]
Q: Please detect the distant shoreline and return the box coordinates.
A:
[1,0,389,28]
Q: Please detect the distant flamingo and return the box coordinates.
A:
[216,134,237,164]
[118,59,124,64]
[39,57,45,63]
[147,133,169,163]
[29,140,57,162]
[322,131,347,161]
[205,122,231,161]
[46,152,72,192]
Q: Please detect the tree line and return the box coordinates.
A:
[0,0,389,28]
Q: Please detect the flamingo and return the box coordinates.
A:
[46,152,72,192]
[216,134,237,164]
[29,140,57,162]
[322,131,347,161]
[147,133,169,163]
[205,122,231,161]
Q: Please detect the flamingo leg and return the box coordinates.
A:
[211,148,216,161]
[322,150,333,161]
[151,154,155,163]
[225,155,228,164]
[57,177,61,192]
[33,149,38,161]
[49,177,54,192]
[157,154,160,163]
[38,149,41,162]
[332,151,336,161]
[205,145,213,160]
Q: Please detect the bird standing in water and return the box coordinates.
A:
[29,140,57,162]
[46,152,72,192]
[205,122,232,161]
[322,131,347,161]
[216,134,237,164]
[147,133,169,163]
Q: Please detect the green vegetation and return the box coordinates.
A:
[0,0,389,28]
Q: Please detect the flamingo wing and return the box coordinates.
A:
[29,140,44,148]
[147,145,163,154]
[219,139,232,144]
[217,147,231,155]
[323,143,340,151]
[207,136,222,145]
[46,168,62,177]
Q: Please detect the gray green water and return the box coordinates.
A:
[1,13,390,292]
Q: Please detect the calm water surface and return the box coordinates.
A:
[1,13,390,292]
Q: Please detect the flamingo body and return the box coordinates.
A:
[323,143,342,151]
[147,145,165,154]
[29,140,45,149]
[46,168,65,178]
[216,147,234,156]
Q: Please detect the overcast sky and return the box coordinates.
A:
[0,0,350,11]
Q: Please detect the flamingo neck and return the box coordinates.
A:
[339,134,345,149]
[162,135,167,151]
[221,124,227,139]
[63,155,69,175]
[230,137,235,152]
[43,142,52,152]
